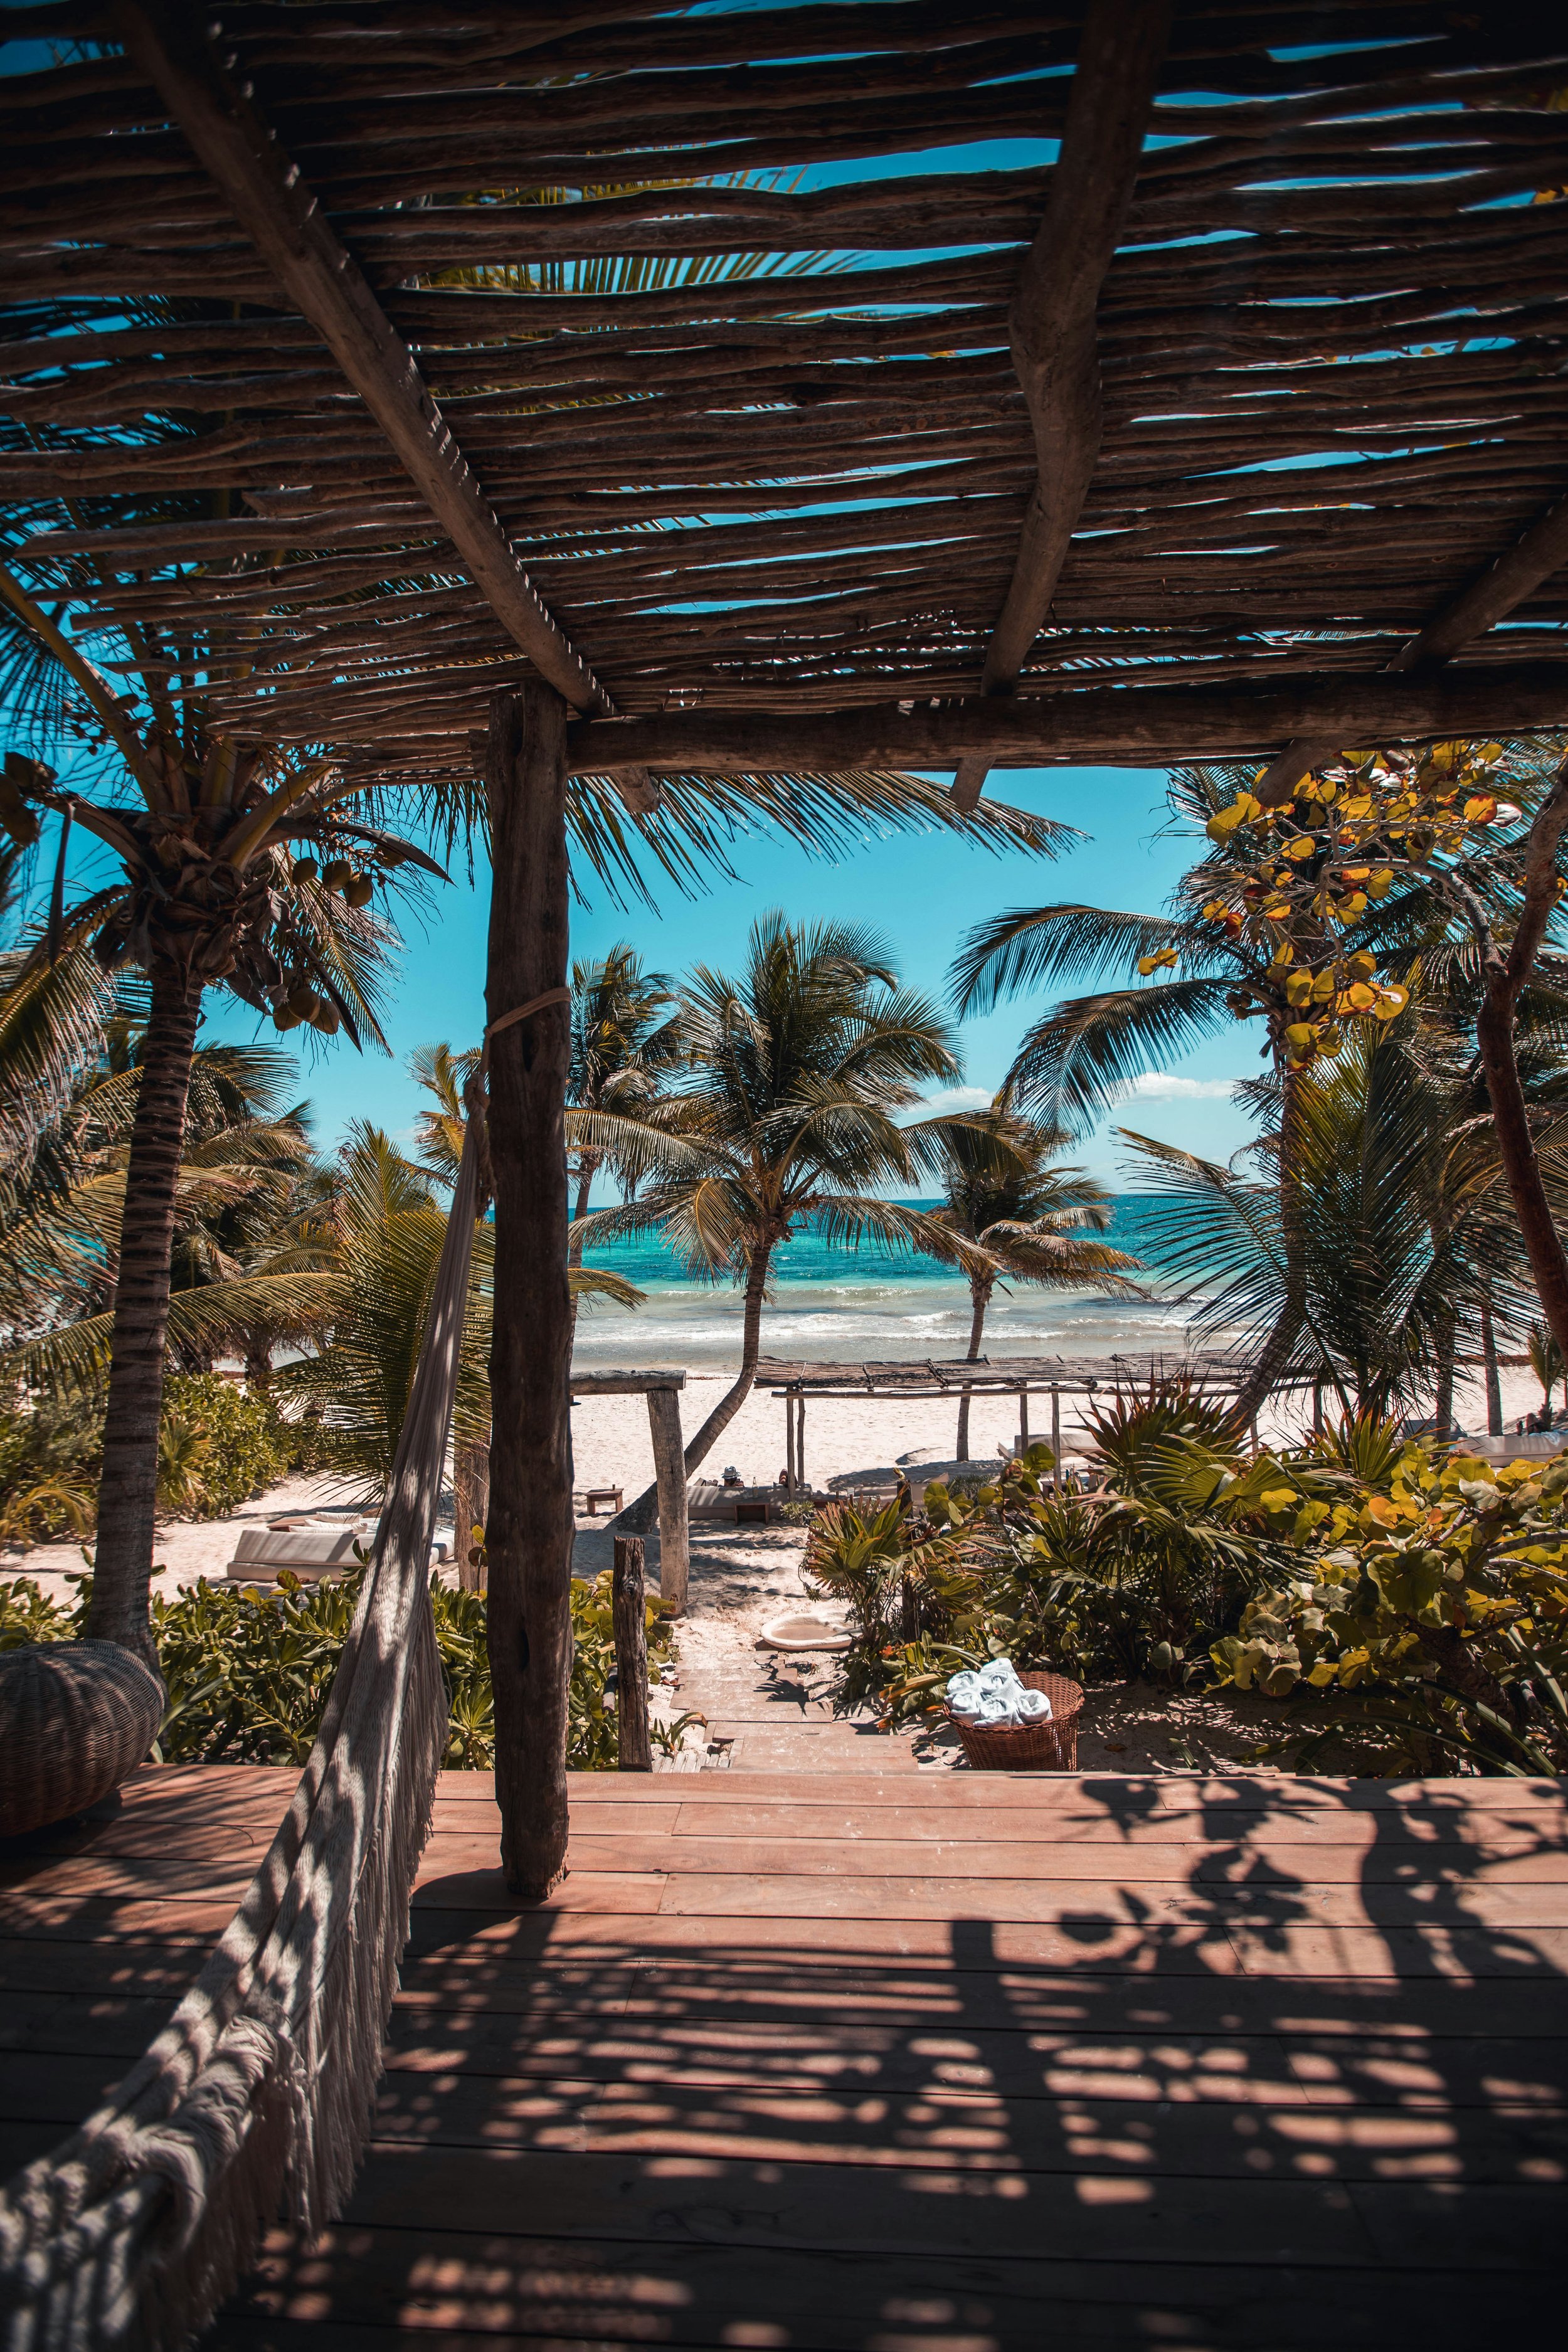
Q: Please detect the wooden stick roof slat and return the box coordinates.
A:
[6,3,1568,780]
[108,0,611,719]
[952,0,1170,813]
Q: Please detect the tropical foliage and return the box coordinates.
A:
[926,1096,1143,1456]
[578,912,992,1518]
[802,1383,1568,1775]
[0,1564,678,1772]
[950,736,1568,1421]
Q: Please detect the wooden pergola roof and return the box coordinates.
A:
[6,2,1568,798]
[758,1351,1317,1395]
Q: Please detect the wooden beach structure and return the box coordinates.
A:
[763,1352,1322,1486]
[4,0,1568,2339]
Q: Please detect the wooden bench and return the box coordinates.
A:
[579,1485,623,1516]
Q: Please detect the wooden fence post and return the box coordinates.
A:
[454,1435,490,1591]
[646,1384,689,1614]
[613,1534,653,1772]
[484,683,575,1900]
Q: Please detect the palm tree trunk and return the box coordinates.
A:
[1470,758,1568,1363]
[1481,1304,1503,1436]
[85,961,201,1670]
[1231,1059,1307,1431]
[1434,1316,1456,1440]
[1476,987,1568,1364]
[484,683,575,1902]
[615,1244,771,1534]
[566,1160,594,1346]
[956,1281,990,1460]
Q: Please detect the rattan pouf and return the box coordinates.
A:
[0,1640,164,1836]
[946,1670,1083,1771]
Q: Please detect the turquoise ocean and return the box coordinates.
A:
[573,1199,1198,1371]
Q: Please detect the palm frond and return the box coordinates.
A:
[1007,978,1241,1132]
[950,904,1192,1015]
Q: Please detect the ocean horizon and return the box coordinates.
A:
[573,1197,1201,1372]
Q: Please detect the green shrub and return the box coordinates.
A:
[805,1394,1568,1775]
[0,1563,679,1772]
[0,1574,76,1649]
[1209,1436,1568,1774]
[155,1374,287,1518]
[0,1399,101,1546]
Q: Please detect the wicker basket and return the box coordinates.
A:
[0,1640,164,1838]
[946,1670,1084,1772]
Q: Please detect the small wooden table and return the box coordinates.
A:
[581,1486,623,1516]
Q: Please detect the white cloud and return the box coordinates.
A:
[909,1084,993,1118]
[1118,1073,1245,1102]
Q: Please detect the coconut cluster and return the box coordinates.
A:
[269,848,384,1034]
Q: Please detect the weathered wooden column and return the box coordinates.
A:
[612,1534,654,1772]
[453,1434,490,1591]
[646,1384,690,1614]
[485,683,575,1900]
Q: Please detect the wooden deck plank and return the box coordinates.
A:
[203,2227,1563,2351]
[1,1761,1564,2351]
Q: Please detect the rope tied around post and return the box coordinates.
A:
[482,986,571,1059]
[465,983,570,1216]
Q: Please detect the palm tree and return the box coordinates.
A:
[579,913,992,1528]
[1119,1010,1528,1422]
[1527,1323,1565,1424]
[0,564,447,1665]
[950,744,1568,1423]
[0,977,337,1397]
[929,1098,1144,1458]
[278,1117,642,1494]
[566,947,682,1325]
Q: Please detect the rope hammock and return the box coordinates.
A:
[0,1105,485,2349]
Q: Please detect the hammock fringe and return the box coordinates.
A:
[0,1115,484,2349]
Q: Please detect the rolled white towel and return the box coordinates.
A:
[945,1656,1052,1729]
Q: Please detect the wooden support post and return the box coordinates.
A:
[1052,1389,1062,1493]
[1482,1308,1504,1438]
[454,1434,490,1592]
[612,1535,653,1773]
[1313,1383,1325,1439]
[484,684,575,1901]
[797,1396,807,1495]
[646,1384,689,1616]
[1019,1388,1030,1451]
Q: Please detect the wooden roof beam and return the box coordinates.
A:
[1254,490,1568,806]
[110,1,610,717]
[570,662,1568,776]
[950,0,1171,812]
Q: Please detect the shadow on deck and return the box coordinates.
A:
[3,1767,1566,2348]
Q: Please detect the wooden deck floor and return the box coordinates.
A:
[3,1764,1567,2349]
